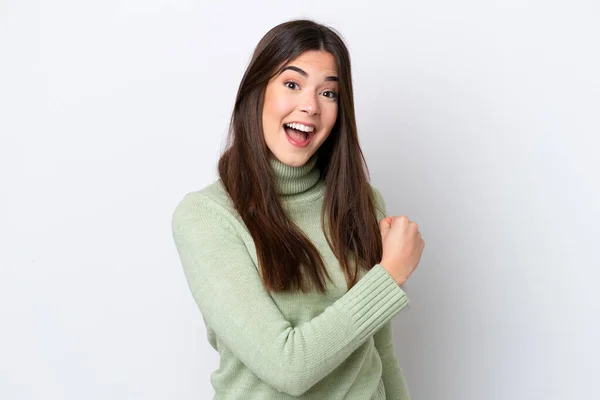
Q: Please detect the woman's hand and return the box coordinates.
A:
[379,216,425,286]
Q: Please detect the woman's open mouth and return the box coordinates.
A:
[283,123,315,148]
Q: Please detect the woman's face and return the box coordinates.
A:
[262,50,339,167]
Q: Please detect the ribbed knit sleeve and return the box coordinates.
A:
[171,192,410,396]
[370,184,412,399]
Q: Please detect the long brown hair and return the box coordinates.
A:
[218,19,383,294]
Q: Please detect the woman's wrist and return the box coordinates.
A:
[379,262,407,287]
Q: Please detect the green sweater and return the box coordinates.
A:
[171,153,411,399]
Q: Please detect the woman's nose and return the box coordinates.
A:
[299,92,320,115]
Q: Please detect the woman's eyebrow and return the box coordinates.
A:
[278,65,338,82]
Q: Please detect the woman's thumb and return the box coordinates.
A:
[379,217,392,237]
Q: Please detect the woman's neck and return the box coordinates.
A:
[268,153,324,204]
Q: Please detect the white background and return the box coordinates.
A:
[1,1,599,399]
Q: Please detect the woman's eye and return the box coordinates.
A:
[284,81,337,100]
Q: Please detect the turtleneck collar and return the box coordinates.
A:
[268,153,325,203]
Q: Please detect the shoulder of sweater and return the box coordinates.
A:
[368,183,387,220]
[171,179,241,228]
[367,183,381,204]
[368,182,380,196]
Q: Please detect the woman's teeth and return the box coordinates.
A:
[284,122,315,133]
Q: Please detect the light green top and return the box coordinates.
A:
[171,153,411,399]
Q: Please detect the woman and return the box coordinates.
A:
[172,19,424,399]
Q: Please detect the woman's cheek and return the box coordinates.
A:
[273,90,295,114]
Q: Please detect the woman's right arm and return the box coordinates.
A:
[171,192,409,396]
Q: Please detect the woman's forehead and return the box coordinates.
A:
[278,51,338,78]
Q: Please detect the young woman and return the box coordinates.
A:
[172,19,424,399]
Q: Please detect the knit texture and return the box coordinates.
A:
[171,153,411,399]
